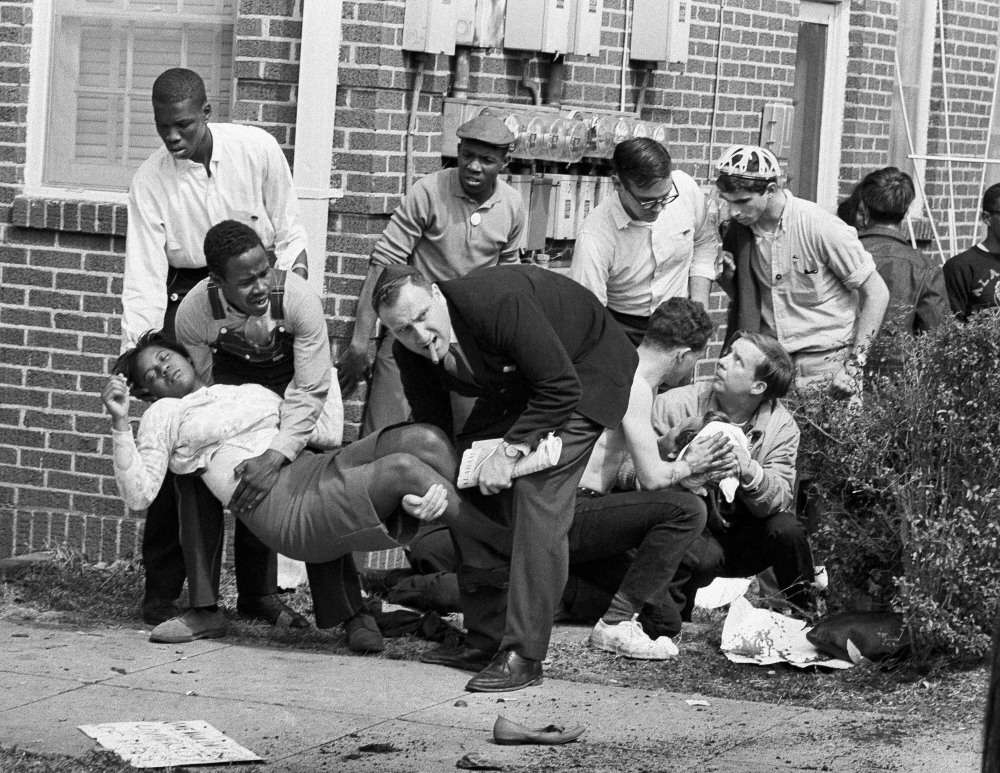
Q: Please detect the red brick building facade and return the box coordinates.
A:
[1,0,998,560]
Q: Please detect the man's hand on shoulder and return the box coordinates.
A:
[229,449,288,515]
[336,345,373,397]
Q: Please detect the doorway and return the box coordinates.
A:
[786,1,849,210]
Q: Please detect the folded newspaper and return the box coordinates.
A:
[457,433,563,489]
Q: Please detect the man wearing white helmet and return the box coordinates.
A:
[714,145,889,397]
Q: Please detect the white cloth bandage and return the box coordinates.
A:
[677,421,750,503]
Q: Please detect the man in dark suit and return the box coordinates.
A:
[374,264,637,692]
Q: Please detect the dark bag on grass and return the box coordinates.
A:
[806,611,909,662]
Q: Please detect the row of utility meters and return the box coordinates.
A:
[504,111,669,162]
[404,0,691,64]
[443,98,670,162]
[507,173,615,249]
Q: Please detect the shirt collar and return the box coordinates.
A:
[859,224,912,245]
[173,125,227,172]
[752,189,791,236]
[449,168,500,210]
[609,192,651,230]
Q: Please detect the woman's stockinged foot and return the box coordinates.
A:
[402,483,449,521]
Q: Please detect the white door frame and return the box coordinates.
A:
[799,1,850,210]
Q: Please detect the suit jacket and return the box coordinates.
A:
[393,264,638,448]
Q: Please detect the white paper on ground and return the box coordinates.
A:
[78,720,261,768]
[694,576,753,609]
[720,596,853,670]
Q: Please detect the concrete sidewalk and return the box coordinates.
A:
[1,619,979,772]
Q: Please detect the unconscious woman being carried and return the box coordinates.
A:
[102,331,500,649]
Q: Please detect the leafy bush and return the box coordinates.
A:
[794,312,1000,662]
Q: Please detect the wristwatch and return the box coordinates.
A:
[500,440,524,459]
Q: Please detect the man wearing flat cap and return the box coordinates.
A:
[337,114,527,436]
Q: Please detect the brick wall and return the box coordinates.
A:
[3,0,1000,561]
[838,0,897,201]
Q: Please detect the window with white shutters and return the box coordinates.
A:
[43,0,235,191]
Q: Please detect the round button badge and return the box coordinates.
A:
[470,212,482,226]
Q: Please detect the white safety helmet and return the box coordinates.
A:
[715,145,782,180]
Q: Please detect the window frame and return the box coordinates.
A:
[24,0,236,205]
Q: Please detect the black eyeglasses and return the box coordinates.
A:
[622,180,679,211]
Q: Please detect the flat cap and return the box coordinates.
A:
[456,114,515,146]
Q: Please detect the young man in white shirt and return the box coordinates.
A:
[571,138,718,345]
[124,68,309,628]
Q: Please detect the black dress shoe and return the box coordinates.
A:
[420,642,496,672]
[236,594,310,628]
[465,650,543,692]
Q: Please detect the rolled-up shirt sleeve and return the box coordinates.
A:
[688,185,719,282]
[817,219,877,290]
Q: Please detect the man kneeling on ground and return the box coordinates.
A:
[572,298,734,658]
[643,332,813,637]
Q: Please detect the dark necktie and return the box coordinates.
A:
[442,344,476,384]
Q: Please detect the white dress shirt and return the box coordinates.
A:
[570,169,717,316]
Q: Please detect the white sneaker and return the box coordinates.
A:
[589,614,679,660]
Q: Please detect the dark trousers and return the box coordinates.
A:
[453,413,603,662]
[361,333,411,437]
[386,523,462,614]
[303,554,364,629]
[646,510,814,638]
[143,472,277,605]
[569,487,707,607]
[606,308,648,348]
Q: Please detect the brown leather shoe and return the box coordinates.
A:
[465,650,542,693]
[420,642,496,672]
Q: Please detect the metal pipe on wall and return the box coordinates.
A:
[452,47,471,100]
[405,56,426,195]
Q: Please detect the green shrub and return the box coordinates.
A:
[795,312,1000,662]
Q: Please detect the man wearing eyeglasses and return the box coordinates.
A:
[571,138,718,345]
[944,182,1000,321]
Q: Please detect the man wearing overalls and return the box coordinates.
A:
[169,221,382,651]
[124,67,310,629]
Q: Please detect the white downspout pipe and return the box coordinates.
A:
[293,0,344,293]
